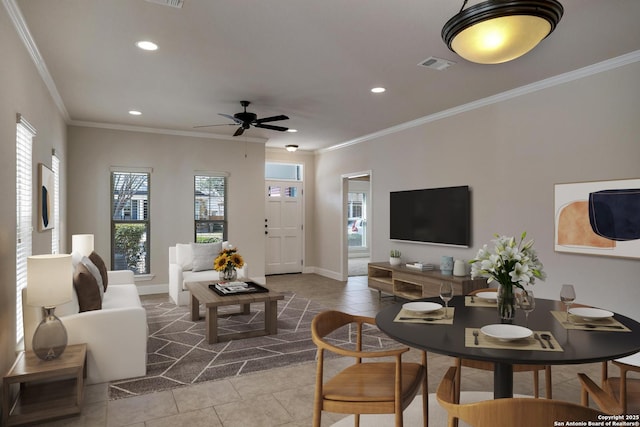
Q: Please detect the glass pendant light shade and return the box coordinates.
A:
[27,254,73,361]
[442,0,563,64]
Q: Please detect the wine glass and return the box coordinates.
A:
[518,289,536,327]
[440,282,453,319]
[560,284,576,322]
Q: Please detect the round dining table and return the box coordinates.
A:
[375,296,640,398]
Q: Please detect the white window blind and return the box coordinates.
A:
[51,152,60,253]
[16,114,36,344]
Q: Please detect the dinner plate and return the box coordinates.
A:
[402,302,443,314]
[480,324,532,342]
[569,307,614,321]
[475,291,498,302]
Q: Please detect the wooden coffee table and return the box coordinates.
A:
[186,281,284,344]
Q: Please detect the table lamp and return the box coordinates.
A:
[72,234,94,256]
[27,254,73,361]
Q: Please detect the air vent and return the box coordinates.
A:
[145,0,184,8]
[418,56,455,71]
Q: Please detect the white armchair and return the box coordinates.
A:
[169,242,248,306]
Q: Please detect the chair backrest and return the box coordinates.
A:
[438,367,603,427]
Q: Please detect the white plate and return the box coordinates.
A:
[402,302,443,314]
[475,291,498,302]
[569,307,614,321]
[480,324,533,342]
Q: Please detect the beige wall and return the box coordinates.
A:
[67,126,267,289]
[314,60,640,319]
[0,5,67,381]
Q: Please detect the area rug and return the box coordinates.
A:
[108,292,400,399]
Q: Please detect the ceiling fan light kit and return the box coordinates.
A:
[442,0,563,64]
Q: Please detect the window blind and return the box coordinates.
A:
[16,114,36,344]
[51,152,60,253]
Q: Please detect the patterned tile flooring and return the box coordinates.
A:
[39,273,622,426]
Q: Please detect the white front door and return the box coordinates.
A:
[265,180,303,274]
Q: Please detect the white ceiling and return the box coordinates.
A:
[11,0,640,151]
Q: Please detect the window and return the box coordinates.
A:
[16,114,36,343]
[194,174,227,243]
[111,170,150,274]
[51,151,60,253]
[265,163,303,180]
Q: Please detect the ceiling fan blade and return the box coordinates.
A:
[193,123,235,129]
[254,115,289,124]
[255,123,289,132]
[219,113,243,124]
[233,126,245,137]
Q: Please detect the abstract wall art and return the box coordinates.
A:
[555,178,640,259]
[38,163,55,231]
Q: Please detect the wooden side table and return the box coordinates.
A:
[2,343,87,426]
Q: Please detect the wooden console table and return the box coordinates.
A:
[368,261,487,300]
[2,343,86,426]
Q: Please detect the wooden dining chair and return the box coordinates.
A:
[311,310,428,427]
[578,351,640,415]
[438,366,604,427]
[455,287,552,400]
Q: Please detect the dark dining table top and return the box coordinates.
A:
[375,296,640,367]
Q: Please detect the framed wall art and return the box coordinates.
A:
[554,178,640,259]
[38,163,55,231]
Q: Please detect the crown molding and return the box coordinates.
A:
[68,120,268,143]
[4,0,70,121]
[320,50,640,154]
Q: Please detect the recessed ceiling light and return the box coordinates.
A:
[129,110,142,116]
[371,87,386,93]
[136,41,158,51]
[286,129,298,133]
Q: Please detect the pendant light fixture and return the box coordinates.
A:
[442,0,563,65]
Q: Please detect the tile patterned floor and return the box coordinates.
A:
[36,274,628,426]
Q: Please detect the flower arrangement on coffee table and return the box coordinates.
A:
[214,247,245,281]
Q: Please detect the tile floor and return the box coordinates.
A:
[37,274,620,426]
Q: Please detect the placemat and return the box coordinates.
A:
[393,308,454,325]
[551,311,630,332]
[465,296,496,308]
[465,328,563,351]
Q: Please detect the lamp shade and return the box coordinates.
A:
[442,0,563,64]
[27,254,73,308]
[72,234,94,257]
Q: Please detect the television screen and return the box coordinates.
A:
[390,185,471,247]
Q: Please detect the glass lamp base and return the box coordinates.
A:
[32,307,68,361]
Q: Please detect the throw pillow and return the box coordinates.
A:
[80,256,104,300]
[73,263,102,312]
[89,251,109,292]
[191,242,222,272]
[175,243,193,271]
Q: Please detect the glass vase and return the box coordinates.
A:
[222,266,237,281]
[497,283,516,323]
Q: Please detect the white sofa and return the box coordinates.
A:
[169,242,248,306]
[22,270,147,385]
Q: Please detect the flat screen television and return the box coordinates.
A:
[390,185,471,247]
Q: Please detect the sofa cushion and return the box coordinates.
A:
[73,263,102,312]
[89,251,109,291]
[175,243,193,271]
[80,256,104,300]
[191,242,222,272]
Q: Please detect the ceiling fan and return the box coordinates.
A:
[194,100,289,136]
